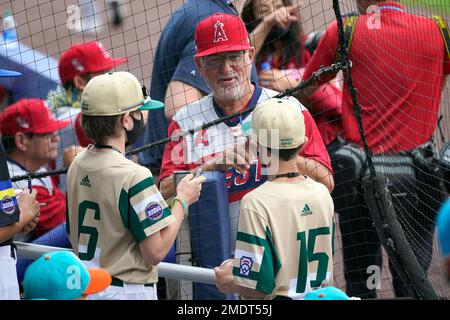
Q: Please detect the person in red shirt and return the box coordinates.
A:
[159,14,334,299]
[0,99,71,239]
[240,0,343,148]
[47,41,128,192]
[159,13,333,256]
[159,13,334,198]
[302,0,450,298]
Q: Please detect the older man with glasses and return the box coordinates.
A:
[159,13,333,241]
[158,13,333,300]
[0,98,71,240]
[160,13,333,195]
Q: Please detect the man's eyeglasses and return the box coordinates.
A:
[202,51,247,69]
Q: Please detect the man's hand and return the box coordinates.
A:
[22,214,40,235]
[214,259,235,294]
[200,126,257,174]
[176,174,207,206]
[259,68,301,92]
[202,145,251,174]
[17,188,40,225]
[262,4,299,30]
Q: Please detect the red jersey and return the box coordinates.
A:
[159,86,332,205]
[303,1,450,153]
[258,36,343,145]
[7,159,66,238]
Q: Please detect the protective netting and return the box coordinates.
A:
[2,0,449,300]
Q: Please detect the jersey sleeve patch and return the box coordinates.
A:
[120,175,175,242]
[233,228,281,294]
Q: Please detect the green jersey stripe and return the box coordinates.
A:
[129,176,155,198]
[255,227,280,293]
[265,227,281,276]
[139,207,172,229]
[232,266,259,282]
[118,189,129,229]
[236,231,266,247]
[331,220,335,255]
[128,201,147,243]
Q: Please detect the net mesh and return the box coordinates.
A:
[2,0,449,300]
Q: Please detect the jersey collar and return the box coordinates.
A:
[6,156,30,173]
[375,1,404,12]
[212,84,262,127]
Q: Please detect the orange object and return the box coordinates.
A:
[83,268,112,295]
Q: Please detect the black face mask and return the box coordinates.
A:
[266,25,291,43]
[125,112,144,147]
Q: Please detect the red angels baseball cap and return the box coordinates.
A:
[0,98,71,136]
[194,13,251,58]
[58,41,128,85]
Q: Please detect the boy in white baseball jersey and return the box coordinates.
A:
[66,72,205,300]
[215,98,334,299]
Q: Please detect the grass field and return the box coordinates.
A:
[403,0,450,14]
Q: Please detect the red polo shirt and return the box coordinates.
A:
[303,2,450,153]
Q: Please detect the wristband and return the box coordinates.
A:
[170,196,189,219]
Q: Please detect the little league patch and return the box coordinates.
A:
[239,256,253,276]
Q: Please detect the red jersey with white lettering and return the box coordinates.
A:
[303,2,450,153]
[160,86,331,246]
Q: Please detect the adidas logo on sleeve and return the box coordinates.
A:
[80,175,91,187]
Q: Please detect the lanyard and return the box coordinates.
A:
[94,143,123,154]
[268,172,301,181]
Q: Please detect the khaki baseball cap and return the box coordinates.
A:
[81,71,164,116]
[252,98,305,149]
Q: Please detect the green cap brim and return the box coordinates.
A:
[139,97,164,110]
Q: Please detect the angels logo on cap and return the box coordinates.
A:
[195,13,251,58]
[214,21,228,43]
[72,58,85,72]
[16,117,30,129]
[58,41,127,85]
[0,99,71,136]
[99,43,112,60]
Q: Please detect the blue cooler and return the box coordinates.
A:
[188,171,236,300]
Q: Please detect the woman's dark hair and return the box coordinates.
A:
[241,0,303,68]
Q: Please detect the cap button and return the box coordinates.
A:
[318,293,325,298]
[44,256,51,260]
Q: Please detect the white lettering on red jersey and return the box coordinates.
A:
[160,87,332,250]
